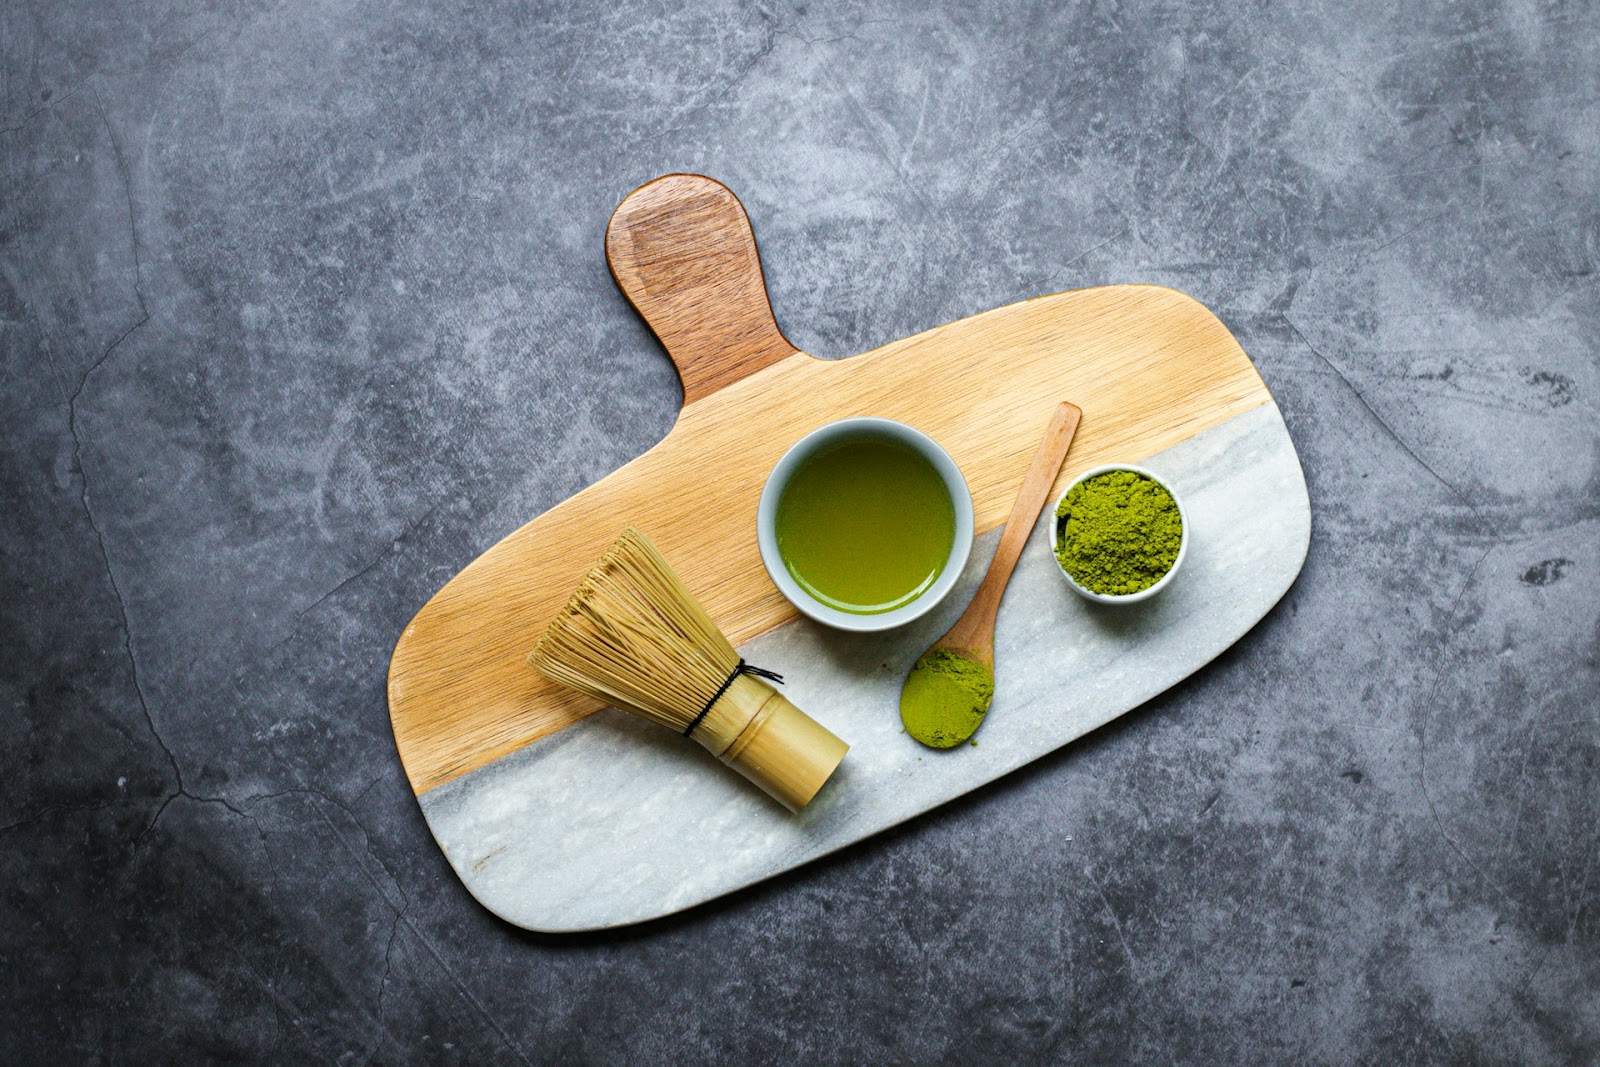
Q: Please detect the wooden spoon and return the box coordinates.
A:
[900,401,1082,748]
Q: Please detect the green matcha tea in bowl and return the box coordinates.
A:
[757,418,974,632]
[1052,464,1187,603]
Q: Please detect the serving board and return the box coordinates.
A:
[388,174,1311,931]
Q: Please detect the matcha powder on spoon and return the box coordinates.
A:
[1055,469,1182,595]
[900,649,994,749]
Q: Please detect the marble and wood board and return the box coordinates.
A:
[387,174,1312,931]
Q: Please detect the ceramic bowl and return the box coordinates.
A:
[757,417,974,632]
[1051,463,1188,604]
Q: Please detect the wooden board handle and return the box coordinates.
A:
[606,174,801,404]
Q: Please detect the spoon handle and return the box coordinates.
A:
[942,402,1082,656]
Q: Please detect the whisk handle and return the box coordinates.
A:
[692,674,848,812]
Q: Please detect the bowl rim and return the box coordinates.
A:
[1050,463,1188,604]
[756,417,975,632]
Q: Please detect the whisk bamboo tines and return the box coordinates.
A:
[528,528,848,812]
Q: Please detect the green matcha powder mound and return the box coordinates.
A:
[1054,469,1182,596]
[900,649,995,749]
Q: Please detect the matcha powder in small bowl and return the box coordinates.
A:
[1053,465,1187,601]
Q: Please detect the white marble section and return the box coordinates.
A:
[421,402,1311,931]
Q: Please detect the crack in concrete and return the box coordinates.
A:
[1054,227,1131,281]
[1081,860,1142,984]
[126,783,471,1059]
[68,85,175,807]
[72,71,393,851]
[303,792,534,1067]
[828,63,948,251]
[135,787,258,848]
[648,7,779,141]
[1354,206,1458,265]
[1279,316,1521,912]
[0,82,89,137]
[1283,314,1489,530]
[358,897,409,1067]
[0,798,121,834]
[130,778,529,1060]
[271,500,443,653]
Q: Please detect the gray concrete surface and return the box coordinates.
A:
[2,0,1595,1062]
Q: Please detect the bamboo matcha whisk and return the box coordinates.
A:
[528,528,849,812]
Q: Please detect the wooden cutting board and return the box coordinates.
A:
[388,175,1309,930]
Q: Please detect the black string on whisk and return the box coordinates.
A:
[682,660,785,737]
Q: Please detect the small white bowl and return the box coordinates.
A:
[757,418,974,632]
[1051,463,1188,604]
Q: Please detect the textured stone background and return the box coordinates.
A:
[3,0,1596,1061]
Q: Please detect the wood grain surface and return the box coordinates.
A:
[387,175,1273,796]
